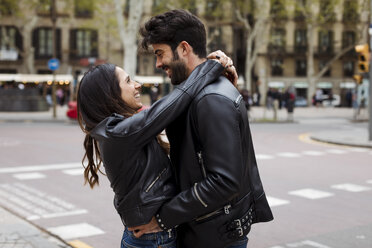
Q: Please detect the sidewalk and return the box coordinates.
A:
[0,105,70,123]
[0,206,71,248]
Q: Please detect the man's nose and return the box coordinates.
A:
[155,59,162,69]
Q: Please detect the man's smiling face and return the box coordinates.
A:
[153,43,189,85]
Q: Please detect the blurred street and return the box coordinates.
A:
[0,106,371,248]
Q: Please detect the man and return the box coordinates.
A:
[129,9,273,248]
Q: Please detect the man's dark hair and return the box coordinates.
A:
[140,9,207,58]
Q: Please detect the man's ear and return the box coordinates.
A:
[178,41,192,56]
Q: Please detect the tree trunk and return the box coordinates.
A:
[306,22,315,105]
[114,0,144,77]
[19,15,38,74]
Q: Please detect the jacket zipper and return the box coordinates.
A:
[194,183,208,207]
[197,151,207,178]
[195,204,232,221]
[145,168,166,193]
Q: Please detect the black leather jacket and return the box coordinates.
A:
[158,76,274,247]
[90,60,224,227]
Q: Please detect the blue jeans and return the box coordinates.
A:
[121,228,177,248]
[227,236,248,248]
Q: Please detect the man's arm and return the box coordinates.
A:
[95,60,223,147]
[130,91,246,236]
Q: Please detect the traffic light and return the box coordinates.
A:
[355,44,369,73]
[353,74,362,85]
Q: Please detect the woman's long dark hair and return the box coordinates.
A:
[77,63,135,188]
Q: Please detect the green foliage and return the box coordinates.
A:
[270,0,287,20]
[152,0,197,15]
[343,0,359,23]
[318,0,337,23]
[0,0,19,15]
[234,0,255,17]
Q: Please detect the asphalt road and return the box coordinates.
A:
[0,117,371,248]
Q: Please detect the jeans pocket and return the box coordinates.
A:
[159,237,177,248]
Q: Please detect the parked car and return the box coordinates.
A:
[294,96,308,107]
[321,94,340,107]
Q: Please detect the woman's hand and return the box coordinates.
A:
[207,50,238,87]
[127,217,162,238]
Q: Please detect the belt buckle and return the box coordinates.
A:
[234,219,241,228]
[236,227,243,237]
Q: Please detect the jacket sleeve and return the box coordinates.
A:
[155,92,245,229]
[101,60,224,146]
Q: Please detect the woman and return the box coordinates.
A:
[77,53,235,248]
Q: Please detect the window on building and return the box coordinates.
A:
[343,0,359,23]
[319,60,331,77]
[342,31,355,48]
[271,58,283,76]
[32,27,61,59]
[296,59,307,76]
[0,26,22,52]
[294,29,307,53]
[343,61,354,77]
[74,0,94,18]
[70,29,98,59]
[318,31,333,54]
[270,28,286,50]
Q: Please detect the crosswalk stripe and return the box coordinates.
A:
[302,151,325,156]
[367,180,372,184]
[266,196,290,207]
[288,188,334,199]
[331,183,371,192]
[348,148,370,153]
[48,223,105,240]
[277,152,301,158]
[63,169,84,176]
[12,172,46,180]
[325,149,348,154]
[0,163,81,174]
[256,154,275,160]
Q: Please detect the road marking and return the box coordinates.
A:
[270,240,332,248]
[277,152,301,158]
[302,150,325,156]
[348,148,370,153]
[0,183,87,220]
[367,180,372,184]
[266,196,290,207]
[12,172,46,180]
[256,154,275,160]
[0,138,21,147]
[289,240,332,248]
[48,223,105,240]
[325,149,348,154]
[63,168,84,176]
[0,162,81,174]
[288,188,334,199]
[69,240,94,248]
[331,183,371,192]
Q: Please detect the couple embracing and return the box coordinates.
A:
[77,9,273,248]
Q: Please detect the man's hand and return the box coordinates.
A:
[207,50,238,87]
[127,217,162,238]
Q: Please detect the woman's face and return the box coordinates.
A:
[115,67,143,111]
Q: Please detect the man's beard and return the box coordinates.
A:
[169,51,188,85]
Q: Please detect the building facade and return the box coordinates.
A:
[0,0,367,106]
